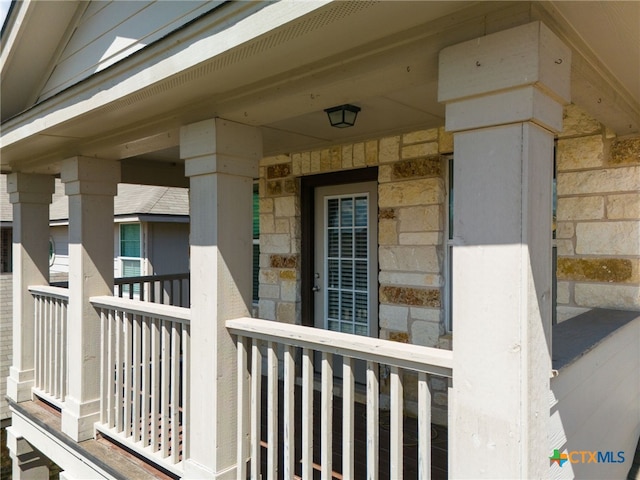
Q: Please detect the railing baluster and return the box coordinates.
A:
[170,321,180,463]
[301,348,313,480]
[124,312,132,438]
[132,314,142,442]
[418,372,431,479]
[343,356,355,480]
[115,310,124,432]
[107,309,115,428]
[283,345,295,479]
[390,366,403,480]
[367,361,379,480]
[141,316,151,447]
[52,299,59,398]
[61,300,67,400]
[44,297,50,394]
[321,352,333,480]
[34,296,41,391]
[237,336,249,480]
[100,309,107,423]
[250,339,262,480]
[267,342,278,480]
[161,319,170,457]
[181,322,190,462]
[151,317,160,451]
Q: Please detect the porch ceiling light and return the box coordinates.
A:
[324,104,361,128]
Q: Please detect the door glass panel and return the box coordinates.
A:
[325,193,369,336]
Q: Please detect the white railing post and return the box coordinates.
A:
[182,118,262,479]
[6,173,54,403]
[61,157,120,442]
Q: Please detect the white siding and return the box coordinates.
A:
[39,0,224,101]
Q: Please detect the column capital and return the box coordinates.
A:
[61,156,120,196]
[181,118,262,178]
[439,21,571,133]
[7,173,54,205]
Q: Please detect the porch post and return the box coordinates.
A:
[6,173,55,403]
[438,22,570,478]
[181,118,261,479]
[6,428,50,480]
[60,157,120,441]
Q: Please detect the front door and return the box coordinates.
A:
[313,182,378,343]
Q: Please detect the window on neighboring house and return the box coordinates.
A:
[0,227,12,273]
[120,223,142,295]
[444,156,454,331]
[252,183,260,304]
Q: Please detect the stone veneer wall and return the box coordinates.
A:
[258,127,453,423]
[556,105,640,321]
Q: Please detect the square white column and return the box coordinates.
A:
[181,118,261,479]
[60,157,120,442]
[6,173,55,403]
[438,22,570,478]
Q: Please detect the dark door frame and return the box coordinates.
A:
[300,166,378,327]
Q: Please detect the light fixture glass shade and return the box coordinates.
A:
[324,104,361,128]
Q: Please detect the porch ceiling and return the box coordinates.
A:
[0,1,638,177]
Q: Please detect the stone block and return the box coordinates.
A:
[575,284,640,309]
[557,166,640,196]
[366,141,378,166]
[610,137,640,165]
[379,136,400,163]
[398,205,441,232]
[266,180,282,196]
[261,154,291,166]
[330,147,342,170]
[378,164,393,183]
[575,221,640,256]
[291,154,302,176]
[259,269,278,285]
[555,222,574,239]
[259,284,279,299]
[260,213,275,233]
[437,334,452,350]
[260,234,291,254]
[280,280,298,302]
[401,142,438,159]
[258,299,276,320]
[279,269,297,280]
[379,178,444,207]
[270,254,298,269]
[353,143,366,167]
[283,179,297,195]
[404,128,438,144]
[557,135,603,170]
[438,127,453,153]
[559,104,601,138]
[259,197,273,214]
[399,232,441,245]
[557,197,604,221]
[555,239,574,256]
[277,302,297,324]
[556,281,570,304]
[379,285,440,308]
[557,257,637,283]
[311,151,321,172]
[267,163,291,179]
[379,304,409,331]
[379,219,398,245]
[301,152,311,174]
[411,319,440,347]
[607,194,640,219]
[341,144,354,169]
[379,272,442,288]
[392,157,442,180]
[274,196,297,218]
[388,331,409,343]
[410,307,442,322]
[320,149,331,171]
[275,218,290,234]
[379,245,440,272]
[379,208,396,219]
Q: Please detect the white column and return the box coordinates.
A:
[181,118,261,479]
[60,156,120,442]
[7,427,50,480]
[6,173,55,403]
[438,22,571,478]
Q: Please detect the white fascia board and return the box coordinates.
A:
[1,0,331,147]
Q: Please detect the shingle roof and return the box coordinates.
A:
[1,175,189,223]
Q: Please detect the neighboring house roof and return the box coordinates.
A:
[1,175,189,224]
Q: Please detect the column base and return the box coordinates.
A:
[7,367,35,403]
[60,396,100,442]
[183,459,237,480]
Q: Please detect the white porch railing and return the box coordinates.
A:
[29,285,69,408]
[90,295,190,475]
[227,317,454,480]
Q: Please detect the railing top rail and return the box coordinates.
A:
[28,285,70,301]
[90,295,191,324]
[227,317,453,378]
[113,272,190,285]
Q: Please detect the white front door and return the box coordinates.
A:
[313,182,378,340]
